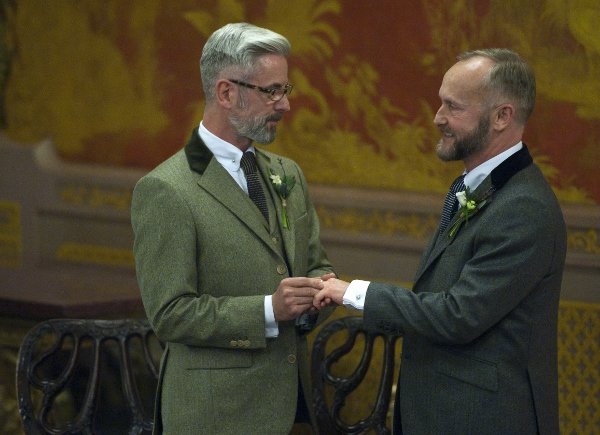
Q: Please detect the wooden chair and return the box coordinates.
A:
[16,318,162,435]
[311,315,401,434]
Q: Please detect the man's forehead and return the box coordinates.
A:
[251,54,289,86]
[440,59,489,97]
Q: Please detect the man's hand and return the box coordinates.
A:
[272,277,325,322]
[321,273,337,282]
[313,278,351,309]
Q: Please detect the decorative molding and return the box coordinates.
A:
[55,243,135,268]
[316,205,438,240]
[310,184,600,270]
[568,229,600,255]
[58,182,132,211]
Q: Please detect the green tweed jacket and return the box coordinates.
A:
[131,128,334,434]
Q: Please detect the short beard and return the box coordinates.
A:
[436,114,490,162]
[229,92,282,145]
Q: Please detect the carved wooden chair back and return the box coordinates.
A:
[16,318,162,435]
[311,315,401,435]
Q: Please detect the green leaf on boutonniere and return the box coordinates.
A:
[269,159,296,229]
[448,186,495,238]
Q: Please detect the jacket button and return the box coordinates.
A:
[243,340,251,347]
[287,354,296,364]
[237,340,244,347]
[230,340,238,347]
[277,265,287,274]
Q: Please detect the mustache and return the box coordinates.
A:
[266,114,283,123]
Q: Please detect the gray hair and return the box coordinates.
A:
[200,23,290,105]
[457,48,536,125]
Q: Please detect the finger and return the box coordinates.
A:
[304,306,319,315]
[282,278,325,293]
[283,286,320,299]
[321,273,336,281]
[316,298,330,309]
[293,296,317,306]
[312,289,328,306]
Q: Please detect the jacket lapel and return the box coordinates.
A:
[414,144,534,283]
[183,129,275,249]
[256,150,297,271]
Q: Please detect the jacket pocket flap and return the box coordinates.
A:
[436,351,498,392]
[183,346,253,369]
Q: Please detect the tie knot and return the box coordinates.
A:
[450,174,465,195]
[240,151,258,175]
[438,174,466,235]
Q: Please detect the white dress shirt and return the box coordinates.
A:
[198,123,279,337]
[342,142,524,310]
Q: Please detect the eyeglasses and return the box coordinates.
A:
[229,79,293,102]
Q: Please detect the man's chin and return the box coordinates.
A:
[436,137,458,161]
[252,133,277,145]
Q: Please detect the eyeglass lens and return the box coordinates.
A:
[271,86,292,101]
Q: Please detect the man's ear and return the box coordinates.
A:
[493,104,515,131]
[215,79,234,109]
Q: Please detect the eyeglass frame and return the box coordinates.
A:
[228,79,293,102]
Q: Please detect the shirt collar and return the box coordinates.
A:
[198,122,256,171]
[464,141,523,191]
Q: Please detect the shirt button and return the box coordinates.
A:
[356,294,361,300]
[287,354,297,364]
[230,340,238,347]
[277,265,287,275]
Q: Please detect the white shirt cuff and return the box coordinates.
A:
[264,295,279,337]
[342,280,370,311]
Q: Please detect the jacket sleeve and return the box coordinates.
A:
[363,187,566,345]
[131,174,268,349]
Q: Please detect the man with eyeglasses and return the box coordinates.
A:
[132,22,335,435]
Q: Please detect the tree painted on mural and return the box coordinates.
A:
[1,0,597,203]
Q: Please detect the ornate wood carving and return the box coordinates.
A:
[16,318,162,434]
[311,316,400,434]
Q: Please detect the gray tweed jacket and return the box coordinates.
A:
[364,145,566,435]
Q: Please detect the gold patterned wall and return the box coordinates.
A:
[0,1,599,434]
[557,301,600,434]
[0,0,598,203]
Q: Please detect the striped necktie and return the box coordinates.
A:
[439,174,465,234]
[240,152,269,223]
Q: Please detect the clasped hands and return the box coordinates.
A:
[272,273,351,322]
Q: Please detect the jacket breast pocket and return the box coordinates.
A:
[183,346,253,370]
[436,350,498,392]
[293,211,308,238]
[441,240,467,258]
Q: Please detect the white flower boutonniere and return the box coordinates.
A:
[448,186,495,238]
[269,159,296,229]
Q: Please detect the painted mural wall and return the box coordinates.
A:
[1,0,599,204]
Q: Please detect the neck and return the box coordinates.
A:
[463,129,523,172]
[202,109,253,152]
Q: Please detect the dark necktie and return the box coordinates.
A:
[240,151,269,223]
[439,174,465,234]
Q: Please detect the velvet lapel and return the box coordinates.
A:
[184,129,275,250]
[415,144,534,283]
[256,149,297,273]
